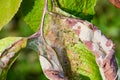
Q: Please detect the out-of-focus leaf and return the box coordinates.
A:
[55,0,96,20]
[0,0,22,30]
[0,37,27,80]
[18,18,34,37]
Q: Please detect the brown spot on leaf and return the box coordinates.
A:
[102,53,118,80]
[66,19,78,28]
[83,41,93,50]
[44,70,68,80]
[44,14,118,79]
[106,40,112,47]
[89,24,97,31]
[77,26,81,29]
[93,51,101,58]
[74,30,80,35]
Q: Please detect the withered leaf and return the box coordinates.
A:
[0,37,27,80]
[44,13,118,80]
[37,36,67,80]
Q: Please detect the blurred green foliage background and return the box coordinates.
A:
[0,0,120,80]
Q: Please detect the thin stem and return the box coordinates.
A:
[28,0,48,40]
[39,0,48,36]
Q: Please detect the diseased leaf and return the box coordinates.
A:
[20,0,96,32]
[118,69,120,80]
[37,27,67,80]
[55,0,96,20]
[65,17,118,80]
[20,0,118,79]
[43,14,102,80]
[26,38,38,52]
[0,37,27,80]
[0,0,22,30]
[43,13,118,79]
[0,37,21,55]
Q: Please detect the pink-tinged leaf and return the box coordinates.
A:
[45,14,102,80]
[43,12,117,79]
[109,0,120,9]
[64,17,118,80]
[37,36,67,80]
[0,37,27,80]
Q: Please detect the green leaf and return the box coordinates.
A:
[72,42,102,80]
[0,37,27,80]
[20,0,52,32]
[20,0,44,32]
[55,0,96,20]
[20,0,96,32]
[0,0,22,30]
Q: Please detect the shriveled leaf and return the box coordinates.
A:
[43,14,102,80]
[37,34,67,80]
[0,0,22,30]
[65,17,118,80]
[0,37,27,80]
[44,13,118,79]
[55,0,96,20]
[0,37,21,55]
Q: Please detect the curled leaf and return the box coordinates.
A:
[44,13,118,80]
[0,37,27,80]
[37,36,67,80]
[65,17,118,80]
[44,14,102,80]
